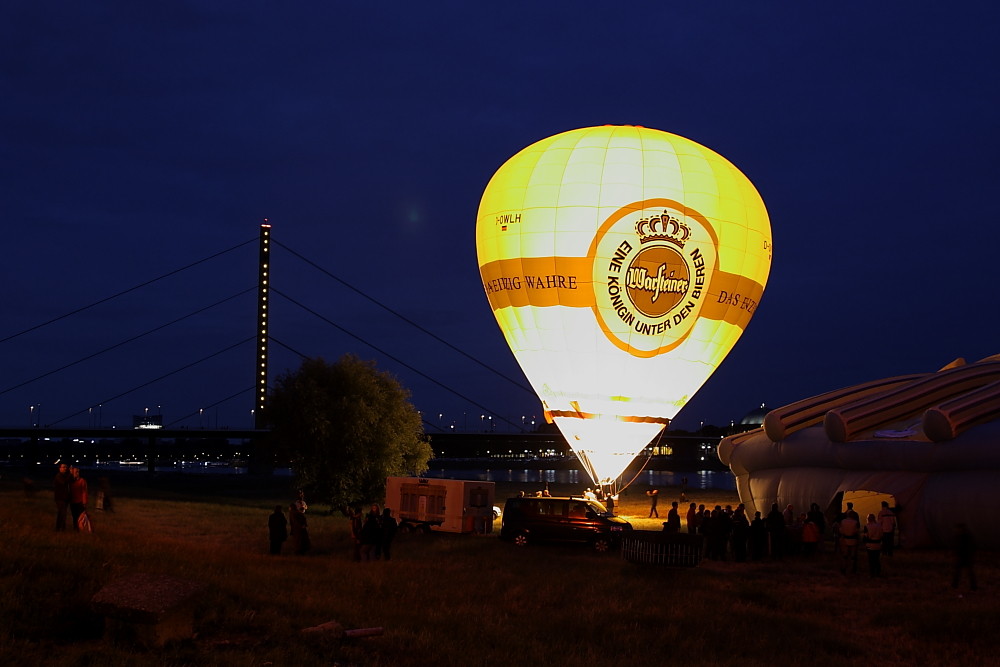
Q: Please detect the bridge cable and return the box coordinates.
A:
[268,336,309,361]
[0,287,256,397]
[270,290,523,432]
[166,386,256,428]
[0,238,256,345]
[268,335,447,432]
[273,240,533,396]
[47,337,255,427]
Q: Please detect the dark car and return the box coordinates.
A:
[499,496,633,552]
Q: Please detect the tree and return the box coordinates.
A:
[266,354,432,508]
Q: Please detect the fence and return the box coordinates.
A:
[621,531,704,567]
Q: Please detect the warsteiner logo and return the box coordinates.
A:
[590,201,718,357]
[627,213,692,317]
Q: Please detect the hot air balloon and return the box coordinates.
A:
[476,125,772,486]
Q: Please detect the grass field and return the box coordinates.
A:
[1,470,996,666]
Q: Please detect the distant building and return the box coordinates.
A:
[738,403,768,430]
[132,415,163,430]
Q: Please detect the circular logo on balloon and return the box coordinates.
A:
[626,244,690,318]
[589,199,719,357]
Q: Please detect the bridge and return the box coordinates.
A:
[0,221,537,440]
[0,224,739,474]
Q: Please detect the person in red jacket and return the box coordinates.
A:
[801,514,821,556]
[69,466,88,531]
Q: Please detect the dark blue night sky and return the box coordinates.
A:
[3,3,999,432]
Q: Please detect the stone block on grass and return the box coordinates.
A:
[91,573,206,648]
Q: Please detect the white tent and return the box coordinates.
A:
[719,356,1000,548]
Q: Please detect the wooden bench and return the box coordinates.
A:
[91,573,206,647]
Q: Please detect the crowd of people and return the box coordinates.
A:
[43,464,976,588]
[658,497,904,577]
[348,503,398,561]
[265,492,399,561]
[47,463,405,561]
[650,494,976,591]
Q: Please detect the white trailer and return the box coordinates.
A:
[385,477,496,534]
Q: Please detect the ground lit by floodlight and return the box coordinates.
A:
[553,417,666,485]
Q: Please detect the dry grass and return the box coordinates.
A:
[1,472,996,666]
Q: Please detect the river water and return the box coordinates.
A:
[419,467,736,492]
[80,462,737,492]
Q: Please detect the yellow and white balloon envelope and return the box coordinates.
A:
[476,125,772,485]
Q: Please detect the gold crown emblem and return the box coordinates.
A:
[635,211,691,247]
